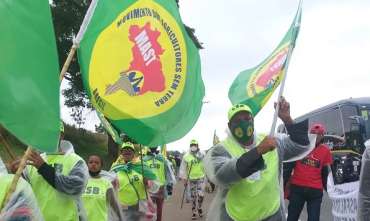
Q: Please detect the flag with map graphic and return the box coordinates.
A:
[77,0,204,146]
[228,3,301,116]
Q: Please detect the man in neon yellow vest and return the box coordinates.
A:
[110,142,156,221]
[82,155,123,221]
[143,146,176,221]
[179,140,206,220]
[204,97,315,221]
[20,121,89,221]
[0,158,44,221]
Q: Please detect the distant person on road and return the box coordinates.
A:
[287,123,333,221]
[143,146,176,221]
[358,139,370,221]
[204,97,315,221]
[179,140,206,220]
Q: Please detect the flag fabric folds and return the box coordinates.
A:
[228,3,302,116]
[0,0,60,152]
[77,0,205,146]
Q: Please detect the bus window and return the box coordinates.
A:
[341,105,363,152]
[309,108,342,136]
[361,108,370,141]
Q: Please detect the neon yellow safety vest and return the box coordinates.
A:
[0,174,14,206]
[27,153,83,221]
[82,177,112,221]
[116,169,146,206]
[183,153,205,180]
[223,135,281,221]
[144,157,166,186]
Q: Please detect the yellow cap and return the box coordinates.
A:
[121,142,135,150]
[190,139,198,145]
[228,104,252,120]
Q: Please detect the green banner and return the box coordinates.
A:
[228,5,301,116]
[0,0,60,152]
[77,0,204,146]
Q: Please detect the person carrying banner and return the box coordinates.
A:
[110,142,157,221]
[204,97,315,221]
[286,123,333,221]
[0,157,44,221]
[12,122,89,221]
[358,139,370,221]
[82,155,123,221]
[179,140,206,220]
[143,147,176,221]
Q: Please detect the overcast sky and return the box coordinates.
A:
[62,0,370,152]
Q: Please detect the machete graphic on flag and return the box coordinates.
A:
[228,3,302,116]
[76,0,204,146]
[0,0,60,152]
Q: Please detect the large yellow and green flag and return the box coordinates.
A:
[228,3,302,116]
[77,0,204,146]
[0,0,60,152]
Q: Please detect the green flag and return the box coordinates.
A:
[77,0,204,146]
[228,3,302,116]
[0,0,60,152]
[96,111,122,145]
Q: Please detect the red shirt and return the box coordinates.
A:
[290,144,333,190]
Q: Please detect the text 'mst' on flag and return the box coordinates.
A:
[0,0,60,152]
[228,2,302,116]
[77,0,205,146]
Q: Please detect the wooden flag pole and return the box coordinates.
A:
[0,147,31,210]
[0,130,17,161]
[59,44,77,82]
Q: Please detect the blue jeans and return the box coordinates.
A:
[287,184,323,221]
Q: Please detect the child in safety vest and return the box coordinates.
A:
[179,140,206,220]
[143,147,176,221]
[110,142,157,221]
[82,155,123,221]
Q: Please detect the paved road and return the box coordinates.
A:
[163,183,333,221]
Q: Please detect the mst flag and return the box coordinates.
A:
[0,0,60,152]
[228,3,302,116]
[77,0,204,146]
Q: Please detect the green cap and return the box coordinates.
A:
[121,142,135,150]
[190,139,198,145]
[60,121,64,133]
[228,104,252,120]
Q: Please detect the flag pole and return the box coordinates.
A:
[0,147,31,210]
[269,0,302,136]
[268,45,294,136]
[59,45,77,81]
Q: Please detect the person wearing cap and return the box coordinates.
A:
[82,155,123,221]
[286,123,333,221]
[110,142,156,221]
[12,121,89,221]
[357,139,370,221]
[204,97,315,221]
[143,147,176,221]
[179,139,206,220]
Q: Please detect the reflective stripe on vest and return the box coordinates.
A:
[27,153,82,221]
[82,177,112,221]
[223,135,281,221]
[116,169,146,206]
[183,153,205,180]
[144,157,166,186]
